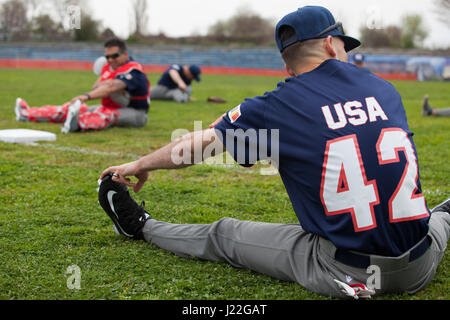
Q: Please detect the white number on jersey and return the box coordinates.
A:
[320,129,429,232]
[321,135,379,232]
[376,128,428,222]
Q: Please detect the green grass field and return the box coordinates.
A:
[0,69,448,300]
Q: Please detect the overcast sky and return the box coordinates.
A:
[89,0,450,49]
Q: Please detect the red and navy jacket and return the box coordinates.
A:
[100,59,150,112]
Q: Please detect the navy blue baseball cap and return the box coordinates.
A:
[189,64,201,82]
[275,6,360,52]
[353,53,365,62]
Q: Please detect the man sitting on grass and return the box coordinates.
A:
[97,6,449,299]
[150,64,201,103]
[15,38,150,133]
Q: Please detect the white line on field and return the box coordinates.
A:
[13,141,278,175]
[32,142,142,159]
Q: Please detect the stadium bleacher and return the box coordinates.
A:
[0,44,449,80]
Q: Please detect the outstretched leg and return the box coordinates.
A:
[15,98,88,123]
[422,95,450,117]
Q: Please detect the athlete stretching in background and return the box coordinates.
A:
[15,38,150,133]
[422,94,450,117]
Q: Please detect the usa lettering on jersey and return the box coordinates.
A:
[321,97,388,129]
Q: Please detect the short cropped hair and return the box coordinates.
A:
[278,25,323,70]
[104,37,127,52]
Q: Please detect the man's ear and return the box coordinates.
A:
[324,36,337,58]
[285,63,296,77]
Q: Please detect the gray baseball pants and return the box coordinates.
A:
[116,107,148,127]
[150,85,192,103]
[142,211,449,298]
[434,108,450,117]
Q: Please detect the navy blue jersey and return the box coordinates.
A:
[116,69,150,111]
[158,64,192,89]
[215,59,430,257]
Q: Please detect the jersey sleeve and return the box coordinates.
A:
[214,96,275,167]
[169,64,181,72]
[116,69,148,93]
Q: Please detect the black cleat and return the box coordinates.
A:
[422,94,433,116]
[98,174,151,240]
[430,198,450,214]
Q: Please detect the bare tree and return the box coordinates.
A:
[22,0,40,17]
[30,14,71,41]
[73,11,101,41]
[433,0,450,28]
[359,25,402,48]
[208,5,274,44]
[0,0,29,40]
[130,0,149,36]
